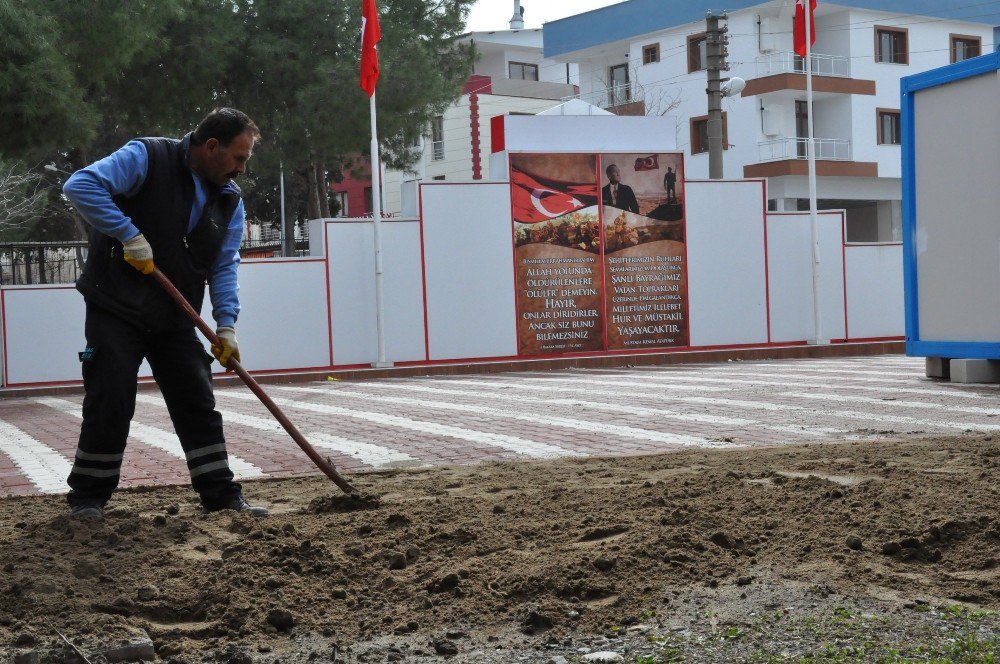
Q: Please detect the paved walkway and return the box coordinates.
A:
[1,354,994,497]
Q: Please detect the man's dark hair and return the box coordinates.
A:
[606,164,619,176]
[192,108,261,146]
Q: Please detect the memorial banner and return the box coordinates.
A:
[600,153,689,350]
[511,154,604,356]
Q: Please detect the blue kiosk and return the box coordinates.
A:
[902,51,1000,382]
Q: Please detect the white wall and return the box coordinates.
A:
[685,180,770,346]
[0,180,905,387]
[3,287,86,386]
[325,220,426,365]
[766,211,848,343]
[1,259,333,386]
[420,183,518,360]
[845,243,904,339]
[813,9,853,58]
[475,50,509,78]
[815,96,853,143]
[496,115,677,152]
[234,259,332,371]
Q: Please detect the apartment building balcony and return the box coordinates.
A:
[463,74,579,101]
[745,136,877,178]
[742,51,875,98]
[563,82,646,116]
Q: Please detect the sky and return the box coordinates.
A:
[464,0,622,32]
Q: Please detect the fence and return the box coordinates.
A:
[0,242,88,286]
[0,234,310,285]
[758,137,852,162]
[755,51,851,78]
[562,82,645,111]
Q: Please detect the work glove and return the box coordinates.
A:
[122,233,155,274]
[212,326,240,369]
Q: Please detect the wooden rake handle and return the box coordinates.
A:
[150,268,356,494]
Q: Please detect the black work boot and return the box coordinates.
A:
[69,500,105,520]
[203,494,268,516]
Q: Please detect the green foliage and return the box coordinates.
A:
[1,0,476,236]
[0,1,94,154]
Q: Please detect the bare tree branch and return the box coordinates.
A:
[0,161,48,234]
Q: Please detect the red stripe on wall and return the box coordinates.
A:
[470,93,482,180]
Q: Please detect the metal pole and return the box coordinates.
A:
[370,94,391,368]
[279,160,288,256]
[805,2,826,344]
[706,12,728,179]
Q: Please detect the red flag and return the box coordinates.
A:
[633,155,659,171]
[793,0,817,58]
[360,0,381,96]
[511,166,599,224]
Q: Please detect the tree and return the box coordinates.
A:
[1,0,476,243]
[0,161,47,241]
[0,1,94,156]
[0,0,188,161]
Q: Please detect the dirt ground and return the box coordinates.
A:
[1,435,998,663]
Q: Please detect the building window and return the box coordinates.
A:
[432,175,446,181]
[608,63,630,106]
[877,109,901,145]
[508,61,539,81]
[875,26,908,64]
[950,34,981,63]
[690,114,728,154]
[332,191,348,217]
[431,116,444,161]
[642,43,660,64]
[364,187,373,214]
[688,33,708,72]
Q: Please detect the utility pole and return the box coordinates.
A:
[706,11,730,179]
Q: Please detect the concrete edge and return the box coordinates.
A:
[0,341,905,399]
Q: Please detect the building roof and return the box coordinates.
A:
[544,0,1000,58]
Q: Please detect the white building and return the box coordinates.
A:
[544,0,997,242]
[383,3,580,214]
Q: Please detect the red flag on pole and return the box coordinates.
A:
[793,0,817,58]
[633,155,659,171]
[360,0,381,96]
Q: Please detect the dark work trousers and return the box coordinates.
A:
[67,304,241,509]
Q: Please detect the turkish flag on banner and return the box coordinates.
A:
[359,0,381,96]
[511,166,599,224]
[793,0,817,58]
[634,155,659,171]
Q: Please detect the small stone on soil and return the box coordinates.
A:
[266,608,295,632]
[433,639,459,655]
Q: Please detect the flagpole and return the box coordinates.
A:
[804,1,826,345]
[370,92,391,367]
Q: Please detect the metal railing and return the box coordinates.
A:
[758,137,852,162]
[0,242,88,286]
[755,51,850,78]
[0,228,311,285]
[562,82,644,110]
